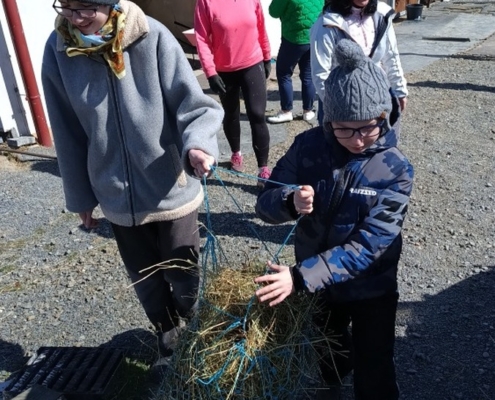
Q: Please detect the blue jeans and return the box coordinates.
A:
[275,37,315,112]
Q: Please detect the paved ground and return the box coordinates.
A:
[396,1,495,72]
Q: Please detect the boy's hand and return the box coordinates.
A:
[254,261,295,306]
[188,149,216,178]
[79,210,98,229]
[294,185,314,214]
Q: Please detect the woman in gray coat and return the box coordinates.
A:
[42,0,223,358]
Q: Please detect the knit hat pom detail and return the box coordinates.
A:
[334,39,367,72]
[322,38,392,126]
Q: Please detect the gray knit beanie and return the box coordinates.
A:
[323,39,392,126]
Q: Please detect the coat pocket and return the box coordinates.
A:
[168,145,187,188]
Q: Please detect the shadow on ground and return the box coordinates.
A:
[29,160,60,177]
[394,266,495,400]
[408,80,495,93]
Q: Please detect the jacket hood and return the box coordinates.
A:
[56,0,149,52]
[321,9,345,28]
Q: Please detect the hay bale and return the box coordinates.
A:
[160,261,333,400]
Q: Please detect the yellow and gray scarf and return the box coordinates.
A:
[56,5,126,79]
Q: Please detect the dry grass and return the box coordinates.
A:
[160,261,336,400]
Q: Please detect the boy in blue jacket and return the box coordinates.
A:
[254,39,413,399]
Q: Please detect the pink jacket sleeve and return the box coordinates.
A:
[194,0,217,78]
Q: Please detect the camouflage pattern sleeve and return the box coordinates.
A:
[294,162,414,293]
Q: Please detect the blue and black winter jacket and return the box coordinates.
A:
[256,126,413,303]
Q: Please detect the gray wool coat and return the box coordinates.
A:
[42,0,223,227]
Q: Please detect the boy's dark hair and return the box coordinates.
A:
[323,0,378,16]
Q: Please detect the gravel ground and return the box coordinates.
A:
[1,54,495,400]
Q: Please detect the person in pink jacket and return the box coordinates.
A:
[194,0,272,186]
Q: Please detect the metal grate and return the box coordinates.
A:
[3,347,123,400]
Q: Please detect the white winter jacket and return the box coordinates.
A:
[310,2,408,101]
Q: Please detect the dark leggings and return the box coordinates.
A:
[218,61,270,167]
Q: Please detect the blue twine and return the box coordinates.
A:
[208,165,300,266]
[190,165,306,398]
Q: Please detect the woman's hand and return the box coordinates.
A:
[78,210,98,229]
[188,149,216,178]
[399,96,408,112]
[254,261,295,306]
[294,185,314,214]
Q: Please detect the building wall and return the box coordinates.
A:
[0,0,53,136]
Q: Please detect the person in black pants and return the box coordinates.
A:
[194,0,272,186]
[217,64,271,187]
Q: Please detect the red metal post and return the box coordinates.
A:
[1,0,52,147]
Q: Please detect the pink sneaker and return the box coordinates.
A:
[230,152,244,172]
[257,166,271,188]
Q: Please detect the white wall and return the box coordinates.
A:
[260,0,281,59]
[0,0,54,135]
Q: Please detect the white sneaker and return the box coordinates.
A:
[267,110,293,124]
[303,110,316,121]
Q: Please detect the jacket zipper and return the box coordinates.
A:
[107,67,136,226]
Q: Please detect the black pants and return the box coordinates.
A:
[218,61,270,167]
[111,211,200,333]
[314,292,400,400]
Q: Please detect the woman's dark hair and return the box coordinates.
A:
[323,0,378,16]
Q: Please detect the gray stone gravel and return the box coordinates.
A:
[1,54,495,400]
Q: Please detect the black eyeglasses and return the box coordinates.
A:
[332,120,385,139]
[52,1,100,18]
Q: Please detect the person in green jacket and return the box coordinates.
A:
[267,0,323,124]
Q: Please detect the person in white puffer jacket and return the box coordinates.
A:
[311,0,408,130]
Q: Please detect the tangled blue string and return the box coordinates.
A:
[207,165,300,265]
[181,166,307,399]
